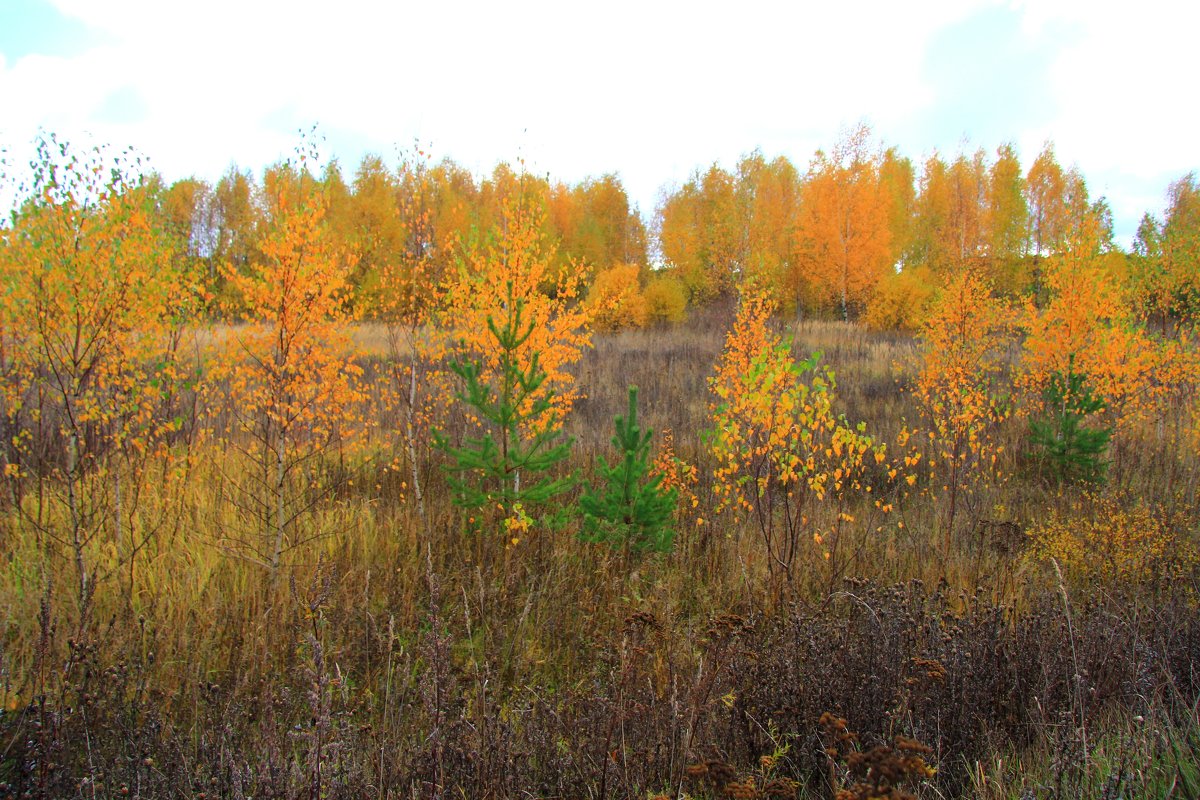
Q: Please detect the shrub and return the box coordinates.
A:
[1027,494,1199,592]
[1028,356,1112,485]
[588,263,650,331]
[916,271,1012,545]
[707,290,884,585]
[643,273,688,324]
[650,428,699,526]
[863,265,937,332]
[579,386,677,555]
[435,284,574,524]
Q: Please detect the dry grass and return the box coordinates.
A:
[0,307,1197,798]
[189,321,416,359]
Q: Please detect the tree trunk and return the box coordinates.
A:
[405,358,425,522]
[272,429,287,573]
[67,427,87,607]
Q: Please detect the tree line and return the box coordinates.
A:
[113,125,1200,333]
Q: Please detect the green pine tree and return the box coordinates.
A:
[1029,355,1113,484]
[579,386,678,555]
[435,284,574,522]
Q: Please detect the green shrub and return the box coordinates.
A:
[579,386,677,555]
[435,284,574,521]
[1028,356,1112,484]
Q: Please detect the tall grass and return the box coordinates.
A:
[0,307,1197,798]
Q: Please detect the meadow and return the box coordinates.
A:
[0,301,1197,800]
[1,133,1199,799]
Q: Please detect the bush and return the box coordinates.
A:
[579,386,677,555]
[643,273,688,324]
[863,265,936,331]
[435,284,574,524]
[1028,356,1112,484]
[587,263,650,332]
[1027,494,1199,593]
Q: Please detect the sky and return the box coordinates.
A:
[1,0,1197,245]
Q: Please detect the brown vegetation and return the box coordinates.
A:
[1,134,1199,800]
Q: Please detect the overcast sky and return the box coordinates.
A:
[2,0,1197,245]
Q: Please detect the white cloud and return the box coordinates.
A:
[1032,1,1198,177]
[1000,0,1200,236]
[2,0,1194,238]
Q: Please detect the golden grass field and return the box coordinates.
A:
[1,308,1198,799]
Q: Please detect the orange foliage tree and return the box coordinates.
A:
[796,125,894,320]
[1131,175,1200,335]
[707,288,886,587]
[656,165,743,303]
[987,143,1029,293]
[1025,143,1068,259]
[1158,174,1200,326]
[908,149,990,278]
[375,145,448,521]
[915,271,1012,546]
[209,166,260,300]
[1016,175,1179,436]
[946,150,992,270]
[908,153,951,273]
[1019,254,1167,433]
[736,152,803,308]
[440,187,592,437]
[0,134,189,608]
[337,154,408,310]
[1131,212,1171,331]
[551,174,648,280]
[879,147,917,269]
[209,155,363,573]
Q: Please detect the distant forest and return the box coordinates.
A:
[95,124,1198,332]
